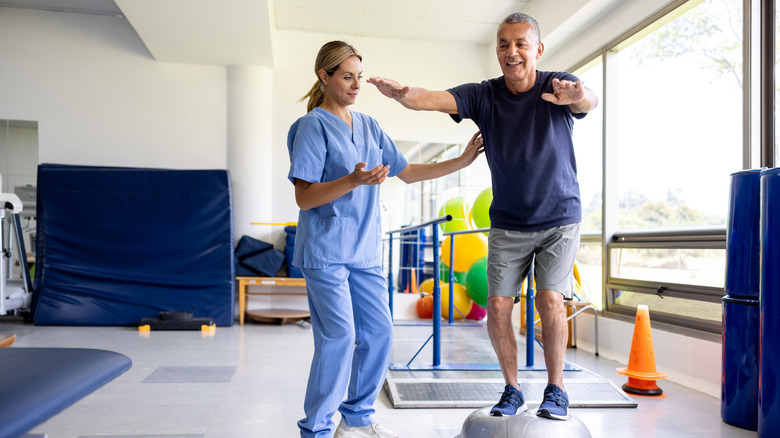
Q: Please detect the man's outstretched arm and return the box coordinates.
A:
[367,77,459,114]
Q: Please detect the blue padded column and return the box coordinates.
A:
[725,169,762,298]
[721,296,759,431]
[759,168,780,437]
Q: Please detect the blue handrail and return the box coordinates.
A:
[386,215,451,366]
[385,217,539,370]
[442,227,536,367]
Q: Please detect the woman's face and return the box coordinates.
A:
[320,55,362,107]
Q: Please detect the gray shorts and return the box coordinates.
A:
[487,223,581,300]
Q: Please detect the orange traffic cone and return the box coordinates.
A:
[617,304,667,396]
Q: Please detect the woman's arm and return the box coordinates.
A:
[396,132,484,184]
[294,162,390,210]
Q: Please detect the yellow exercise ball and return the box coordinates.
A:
[420,278,435,294]
[418,279,473,320]
[440,282,473,320]
[440,233,488,272]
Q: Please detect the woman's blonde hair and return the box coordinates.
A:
[299,41,362,112]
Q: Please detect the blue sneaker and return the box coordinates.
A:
[536,384,569,420]
[490,385,528,416]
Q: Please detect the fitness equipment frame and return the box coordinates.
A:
[385,216,574,371]
[1,192,33,317]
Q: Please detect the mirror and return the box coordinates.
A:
[1,120,38,278]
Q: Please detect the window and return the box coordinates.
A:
[566,0,743,332]
[611,0,742,231]
[573,61,604,235]
[572,61,605,309]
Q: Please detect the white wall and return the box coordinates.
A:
[0,8,227,169]
[571,314,721,397]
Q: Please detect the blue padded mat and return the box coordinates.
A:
[32,164,235,326]
[0,348,132,438]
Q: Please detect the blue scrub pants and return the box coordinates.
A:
[297,265,393,438]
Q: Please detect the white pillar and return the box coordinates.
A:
[227,65,274,245]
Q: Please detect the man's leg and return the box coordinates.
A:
[485,228,534,416]
[533,223,580,420]
[534,289,568,389]
[487,294,528,416]
[487,296,518,387]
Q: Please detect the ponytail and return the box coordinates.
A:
[299,81,325,113]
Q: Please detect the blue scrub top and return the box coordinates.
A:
[287,107,408,269]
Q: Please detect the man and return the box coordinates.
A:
[368,12,598,421]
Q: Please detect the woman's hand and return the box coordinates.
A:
[350,162,390,186]
[458,131,485,168]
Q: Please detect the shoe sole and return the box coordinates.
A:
[536,409,569,421]
[490,403,528,417]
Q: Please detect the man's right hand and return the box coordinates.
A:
[367,77,458,114]
[367,77,411,100]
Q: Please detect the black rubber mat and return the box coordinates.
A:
[385,378,637,409]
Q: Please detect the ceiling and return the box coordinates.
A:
[274,0,532,45]
[0,0,615,67]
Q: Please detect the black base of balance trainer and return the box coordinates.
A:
[139,311,214,330]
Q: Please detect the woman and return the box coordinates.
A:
[288,40,483,438]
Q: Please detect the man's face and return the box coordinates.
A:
[496,22,543,83]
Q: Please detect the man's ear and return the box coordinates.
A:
[536,42,545,59]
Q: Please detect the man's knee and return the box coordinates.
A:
[487,296,514,315]
[534,290,565,316]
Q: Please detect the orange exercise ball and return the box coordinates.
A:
[416,295,434,319]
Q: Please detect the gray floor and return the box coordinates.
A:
[1,315,756,438]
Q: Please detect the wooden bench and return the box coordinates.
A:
[236,277,308,325]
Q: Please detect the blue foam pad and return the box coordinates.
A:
[0,348,132,438]
[240,248,285,277]
[235,235,274,260]
[32,164,235,326]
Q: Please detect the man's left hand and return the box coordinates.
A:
[541,78,585,106]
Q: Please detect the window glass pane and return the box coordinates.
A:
[573,62,603,235]
[612,0,742,230]
[614,291,722,324]
[576,242,603,309]
[610,247,725,288]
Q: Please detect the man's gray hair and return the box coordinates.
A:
[501,12,541,43]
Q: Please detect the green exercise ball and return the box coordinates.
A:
[440,265,468,285]
[438,197,470,233]
[465,257,489,307]
[470,188,492,230]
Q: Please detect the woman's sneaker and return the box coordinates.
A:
[333,419,399,438]
[536,384,569,420]
[490,384,528,416]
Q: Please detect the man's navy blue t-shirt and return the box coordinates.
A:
[448,71,587,231]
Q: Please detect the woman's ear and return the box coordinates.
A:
[318,69,328,86]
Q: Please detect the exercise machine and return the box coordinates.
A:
[1,174,33,317]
